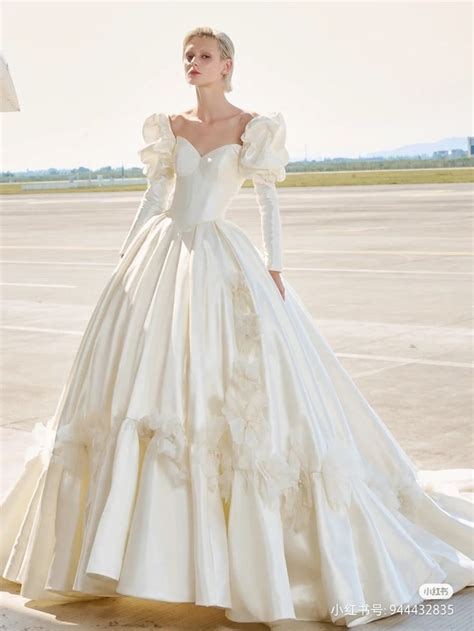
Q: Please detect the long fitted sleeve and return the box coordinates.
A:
[253,179,283,271]
[119,112,176,258]
[238,111,290,272]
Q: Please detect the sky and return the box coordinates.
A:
[1,0,472,171]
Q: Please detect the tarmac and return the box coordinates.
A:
[0,181,472,629]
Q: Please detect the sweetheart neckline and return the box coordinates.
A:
[175,135,242,160]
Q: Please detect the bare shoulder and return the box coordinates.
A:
[238,111,259,136]
[240,110,259,123]
[167,112,186,136]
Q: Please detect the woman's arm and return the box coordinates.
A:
[253,179,285,299]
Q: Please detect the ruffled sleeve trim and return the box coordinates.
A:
[239,111,290,184]
[137,112,176,182]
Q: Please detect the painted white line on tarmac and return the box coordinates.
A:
[395,190,472,196]
[285,267,472,275]
[277,190,471,199]
[0,283,77,288]
[0,325,83,335]
[337,352,473,369]
[319,226,387,232]
[9,197,134,204]
[285,250,473,256]
[0,260,116,267]
[0,246,118,251]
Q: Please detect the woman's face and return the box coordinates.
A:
[183,36,230,88]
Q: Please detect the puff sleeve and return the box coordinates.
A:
[239,112,290,272]
[119,112,176,257]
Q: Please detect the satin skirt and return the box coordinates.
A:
[1,212,473,627]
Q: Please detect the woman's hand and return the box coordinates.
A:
[269,269,285,301]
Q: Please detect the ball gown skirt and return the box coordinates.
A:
[1,111,473,628]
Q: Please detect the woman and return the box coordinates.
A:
[1,26,473,628]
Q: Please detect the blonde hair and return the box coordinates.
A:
[182,27,234,93]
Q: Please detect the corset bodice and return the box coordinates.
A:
[166,136,246,231]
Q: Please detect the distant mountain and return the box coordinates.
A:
[362,137,470,158]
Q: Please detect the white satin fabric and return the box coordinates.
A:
[119,111,288,271]
[1,111,473,628]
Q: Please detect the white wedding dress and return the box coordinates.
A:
[1,111,473,628]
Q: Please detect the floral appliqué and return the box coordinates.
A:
[197,270,297,509]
